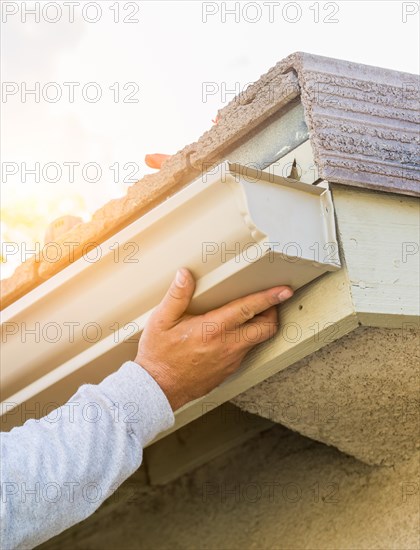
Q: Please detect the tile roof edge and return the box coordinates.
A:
[281,52,419,196]
[1,62,301,309]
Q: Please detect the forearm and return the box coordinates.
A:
[0,361,174,550]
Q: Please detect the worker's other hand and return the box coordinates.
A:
[135,268,293,411]
[145,153,171,170]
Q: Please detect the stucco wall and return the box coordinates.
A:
[233,326,420,466]
[41,425,419,550]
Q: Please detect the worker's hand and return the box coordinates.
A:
[134,268,293,411]
[145,153,171,169]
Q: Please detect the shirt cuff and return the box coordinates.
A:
[98,360,175,446]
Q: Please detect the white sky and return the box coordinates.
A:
[1,0,419,275]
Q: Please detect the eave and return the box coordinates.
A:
[1,173,418,435]
[1,159,341,427]
[0,53,418,441]
[159,183,419,446]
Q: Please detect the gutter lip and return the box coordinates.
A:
[228,161,325,195]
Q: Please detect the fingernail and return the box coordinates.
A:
[176,268,187,287]
[277,288,293,302]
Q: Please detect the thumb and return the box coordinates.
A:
[155,268,195,327]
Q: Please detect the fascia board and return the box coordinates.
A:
[330,184,420,327]
[1,162,341,424]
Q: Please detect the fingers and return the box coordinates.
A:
[209,286,293,330]
[154,268,196,328]
[241,307,279,347]
[224,307,278,350]
[201,304,278,354]
[145,153,171,170]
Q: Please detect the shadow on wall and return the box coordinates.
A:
[41,424,420,550]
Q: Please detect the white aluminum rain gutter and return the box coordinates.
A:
[1,161,340,429]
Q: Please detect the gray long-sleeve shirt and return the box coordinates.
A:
[0,361,175,550]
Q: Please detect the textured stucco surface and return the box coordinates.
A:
[2,52,418,308]
[40,425,420,550]
[232,326,420,466]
